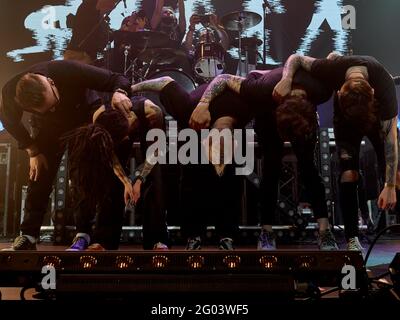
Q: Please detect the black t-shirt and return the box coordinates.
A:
[160,82,252,128]
[240,67,332,112]
[67,0,110,59]
[0,60,130,150]
[310,55,398,120]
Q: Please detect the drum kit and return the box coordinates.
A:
[112,10,262,89]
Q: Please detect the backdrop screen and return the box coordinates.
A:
[0,0,399,126]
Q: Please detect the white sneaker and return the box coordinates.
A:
[347,237,364,252]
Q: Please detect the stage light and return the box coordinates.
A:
[223,255,241,269]
[260,256,278,270]
[152,255,169,269]
[42,256,62,269]
[116,256,133,269]
[298,256,315,270]
[187,256,204,270]
[80,256,97,270]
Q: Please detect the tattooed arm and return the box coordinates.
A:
[189,74,245,130]
[129,99,165,204]
[273,54,316,102]
[378,116,398,209]
[131,76,174,94]
[111,152,135,205]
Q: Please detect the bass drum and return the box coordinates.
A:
[194,42,225,81]
[140,68,197,115]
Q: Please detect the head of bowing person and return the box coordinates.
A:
[337,78,377,133]
[15,73,60,115]
[275,95,317,144]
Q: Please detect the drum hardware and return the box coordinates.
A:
[221,11,262,75]
[193,27,226,81]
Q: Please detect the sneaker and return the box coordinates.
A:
[257,230,276,250]
[66,236,89,251]
[347,237,365,252]
[318,229,339,251]
[86,243,106,251]
[1,235,36,251]
[186,237,201,250]
[219,238,234,250]
[153,242,169,250]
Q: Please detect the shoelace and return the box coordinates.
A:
[15,236,29,247]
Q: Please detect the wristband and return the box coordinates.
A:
[132,171,146,185]
[114,88,128,96]
[385,182,396,188]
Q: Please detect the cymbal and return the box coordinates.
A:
[231,37,262,48]
[113,30,171,48]
[137,47,182,64]
[221,11,262,31]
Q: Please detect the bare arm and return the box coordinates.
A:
[282,54,316,79]
[198,74,245,106]
[178,0,186,33]
[382,116,398,186]
[273,54,316,101]
[189,74,244,130]
[112,153,131,187]
[183,15,200,51]
[151,0,164,30]
[209,14,229,51]
[377,116,398,209]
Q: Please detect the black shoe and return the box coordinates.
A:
[219,238,234,250]
[2,235,37,251]
[186,237,201,250]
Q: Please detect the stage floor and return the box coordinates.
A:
[0,239,398,301]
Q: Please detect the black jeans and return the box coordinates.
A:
[256,112,328,226]
[180,164,242,240]
[335,117,385,239]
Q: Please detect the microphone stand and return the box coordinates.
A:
[262,1,268,65]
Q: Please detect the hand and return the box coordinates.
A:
[272,78,292,103]
[29,154,48,181]
[124,182,134,206]
[189,14,201,27]
[189,102,211,130]
[378,186,397,210]
[111,92,132,118]
[132,180,142,205]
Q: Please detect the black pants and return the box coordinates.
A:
[21,140,64,238]
[180,164,242,240]
[21,111,93,237]
[335,118,385,239]
[256,112,328,226]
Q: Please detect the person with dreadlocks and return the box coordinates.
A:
[131,77,253,250]
[273,53,398,252]
[189,64,338,251]
[64,96,169,251]
[0,60,131,251]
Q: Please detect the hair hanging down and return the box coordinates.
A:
[339,79,377,133]
[276,96,317,143]
[63,124,115,206]
[62,109,130,206]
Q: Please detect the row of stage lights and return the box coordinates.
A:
[34,253,350,272]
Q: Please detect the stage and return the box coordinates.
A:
[0,237,399,304]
